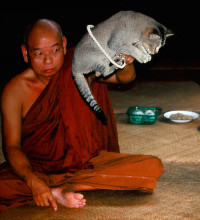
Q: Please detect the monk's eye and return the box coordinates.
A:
[53,48,58,53]
[52,48,60,53]
[36,52,42,56]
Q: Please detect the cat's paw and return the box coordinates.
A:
[143,54,152,63]
[138,54,151,63]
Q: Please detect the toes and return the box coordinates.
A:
[54,191,86,209]
[79,199,86,207]
[74,199,86,208]
[74,193,84,200]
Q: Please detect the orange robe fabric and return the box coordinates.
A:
[0,48,163,211]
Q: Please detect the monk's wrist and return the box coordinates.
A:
[22,169,38,188]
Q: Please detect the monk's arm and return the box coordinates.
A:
[98,55,136,84]
[1,83,36,181]
[1,83,57,210]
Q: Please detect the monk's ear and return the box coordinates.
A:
[21,44,29,63]
[62,36,67,55]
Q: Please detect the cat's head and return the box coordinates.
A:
[141,24,174,55]
[106,10,174,63]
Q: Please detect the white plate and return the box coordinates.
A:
[164,110,199,123]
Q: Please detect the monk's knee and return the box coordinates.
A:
[148,156,164,177]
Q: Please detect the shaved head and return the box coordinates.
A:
[21,18,67,76]
[24,19,63,48]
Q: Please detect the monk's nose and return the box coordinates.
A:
[43,55,53,64]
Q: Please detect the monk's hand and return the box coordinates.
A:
[114,54,135,84]
[96,54,135,84]
[27,174,58,211]
[124,54,134,65]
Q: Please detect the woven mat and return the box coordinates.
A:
[1,80,200,220]
[110,80,200,163]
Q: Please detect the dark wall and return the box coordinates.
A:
[1,3,200,83]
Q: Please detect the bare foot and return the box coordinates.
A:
[51,188,86,208]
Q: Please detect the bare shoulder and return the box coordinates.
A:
[1,68,48,118]
[1,68,38,117]
[1,69,31,104]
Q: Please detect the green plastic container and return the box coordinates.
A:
[126,106,162,125]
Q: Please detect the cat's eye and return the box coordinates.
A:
[132,42,137,46]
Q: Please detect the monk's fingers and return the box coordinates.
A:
[33,198,40,207]
[48,195,58,211]
[33,193,42,206]
[43,197,51,207]
[33,193,50,207]
[124,55,134,64]
[41,194,57,209]
[34,196,45,207]
[34,197,57,210]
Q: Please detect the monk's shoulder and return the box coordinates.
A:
[3,69,26,91]
[1,69,32,105]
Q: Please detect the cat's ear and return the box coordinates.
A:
[166,28,174,38]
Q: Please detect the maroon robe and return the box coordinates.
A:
[0,48,163,211]
[21,48,119,174]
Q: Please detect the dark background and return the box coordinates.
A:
[1,3,200,85]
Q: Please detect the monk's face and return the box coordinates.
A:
[22,25,67,77]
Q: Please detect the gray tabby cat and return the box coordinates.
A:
[72,10,173,124]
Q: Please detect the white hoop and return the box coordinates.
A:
[87,25,126,69]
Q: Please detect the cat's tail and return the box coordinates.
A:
[72,71,108,125]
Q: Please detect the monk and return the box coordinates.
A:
[0,19,163,212]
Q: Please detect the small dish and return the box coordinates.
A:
[126,106,162,124]
[164,110,199,123]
